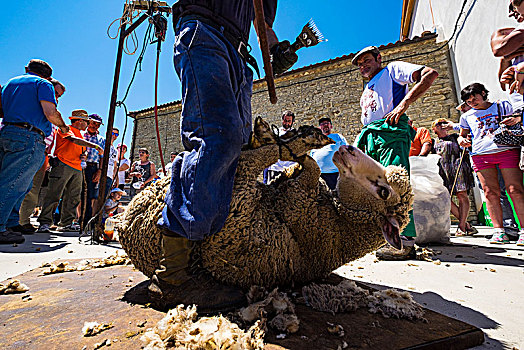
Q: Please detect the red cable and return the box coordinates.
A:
[154,44,166,176]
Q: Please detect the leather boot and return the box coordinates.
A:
[148,234,246,312]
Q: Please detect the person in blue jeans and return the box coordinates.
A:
[151,0,297,311]
[0,59,69,244]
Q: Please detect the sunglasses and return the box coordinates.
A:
[112,132,119,136]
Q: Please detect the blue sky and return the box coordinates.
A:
[0,1,403,149]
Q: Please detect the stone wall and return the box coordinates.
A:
[130,34,459,166]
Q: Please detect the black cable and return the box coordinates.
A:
[254,0,469,94]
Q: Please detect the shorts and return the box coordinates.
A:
[471,149,521,172]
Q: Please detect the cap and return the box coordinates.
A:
[117,143,127,149]
[69,109,90,121]
[318,117,332,124]
[351,46,380,65]
[89,114,104,124]
[110,188,126,195]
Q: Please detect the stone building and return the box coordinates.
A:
[129,33,458,165]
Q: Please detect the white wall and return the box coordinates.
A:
[409,0,516,102]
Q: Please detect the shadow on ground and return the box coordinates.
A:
[421,240,524,268]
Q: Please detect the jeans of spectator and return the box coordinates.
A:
[19,163,47,226]
[0,125,45,232]
[83,163,99,225]
[38,160,82,227]
[321,172,339,191]
[497,167,519,234]
[159,19,252,241]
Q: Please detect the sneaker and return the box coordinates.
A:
[56,224,80,232]
[0,229,25,244]
[466,224,478,235]
[376,244,416,261]
[489,231,510,244]
[455,228,468,237]
[517,234,524,246]
[9,224,36,235]
[37,224,51,233]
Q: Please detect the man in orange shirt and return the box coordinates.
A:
[37,110,103,233]
[409,119,432,156]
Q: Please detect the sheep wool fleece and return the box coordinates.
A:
[356,114,417,237]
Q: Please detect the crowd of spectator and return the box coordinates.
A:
[0,59,174,244]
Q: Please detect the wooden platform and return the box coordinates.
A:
[0,262,484,349]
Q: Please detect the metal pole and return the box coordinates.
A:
[95,7,129,233]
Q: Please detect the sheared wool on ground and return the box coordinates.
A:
[141,304,265,350]
[0,279,29,294]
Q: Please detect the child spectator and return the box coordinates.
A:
[103,188,126,219]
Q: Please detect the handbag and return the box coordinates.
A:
[493,103,524,146]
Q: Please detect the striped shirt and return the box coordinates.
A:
[83,130,105,163]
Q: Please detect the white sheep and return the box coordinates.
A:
[118,117,413,289]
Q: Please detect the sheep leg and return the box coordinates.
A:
[290,155,322,190]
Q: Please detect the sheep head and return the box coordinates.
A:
[332,145,412,250]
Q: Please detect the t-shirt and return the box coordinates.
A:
[118,158,130,184]
[459,100,518,156]
[54,125,84,171]
[310,133,348,173]
[360,61,424,125]
[409,127,432,156]
[106,145,118,179]
[1,73,56,136]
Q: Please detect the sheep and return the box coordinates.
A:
[118,117,413,289]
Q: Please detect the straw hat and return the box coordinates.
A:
[69,109,90,121]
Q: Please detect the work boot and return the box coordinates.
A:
[376,243,415,261]
[0,229,25,244]
[10,224,36,235]
[148,233,246,312]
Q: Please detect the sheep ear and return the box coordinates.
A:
[382,216,402,250]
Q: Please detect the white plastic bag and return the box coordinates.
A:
[409,155,451,244]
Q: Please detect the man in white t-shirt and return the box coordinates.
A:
[264,110,297,184]
[164,151,178,176]
[353,45,438,260]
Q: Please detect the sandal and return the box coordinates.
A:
[466,223,478,235]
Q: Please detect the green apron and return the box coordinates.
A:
[356,114,417,237]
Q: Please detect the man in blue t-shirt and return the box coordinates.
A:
[0,59,69,244]
[310,117,348,190]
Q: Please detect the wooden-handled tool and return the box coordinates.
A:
[253,0,278,104]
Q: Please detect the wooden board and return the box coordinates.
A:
[0,263,483,350]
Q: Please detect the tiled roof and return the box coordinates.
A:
[130,33,437,116]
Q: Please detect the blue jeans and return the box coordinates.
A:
[159,19,253,241]
[0,125,45,231]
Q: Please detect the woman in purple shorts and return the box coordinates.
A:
[458,83,524,245]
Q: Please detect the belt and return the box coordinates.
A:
[3,122,45,138]
[179,15,260,78]
[86,162,99,166]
